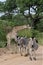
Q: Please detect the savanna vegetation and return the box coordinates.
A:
[0,0,43,47]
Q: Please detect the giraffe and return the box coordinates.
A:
[6,25,30,50]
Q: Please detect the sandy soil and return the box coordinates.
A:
[0,46,43,65]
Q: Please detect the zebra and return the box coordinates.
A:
[17,36,29,56]
[17,36,38,60]
[27,37,38,60]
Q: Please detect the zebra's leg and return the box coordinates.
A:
[24,46,29,56]
[24,45,30,56]
[26,46,29,56]
[32,49,36,60]
[29,48,33,60]
[22,45,27,56]
[25,47,27,55]
[20,46,23,56]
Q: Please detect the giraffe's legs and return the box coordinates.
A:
[7,38,11,50]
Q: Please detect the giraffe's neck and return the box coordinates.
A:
[12,25,27,32]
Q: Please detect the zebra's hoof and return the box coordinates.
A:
[29,57,32,61]
[24,54,29,57]
[33,57,36,60]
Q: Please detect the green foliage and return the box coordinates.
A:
[18,28,43,45]
[0,0,43,47]
[0,2,4,12]
[0,41,6,48]
[0,29,6,41]
[0,19,43,47]
[18,28,39,38]
[0,14,12,20]
[36,19,43,32]
[18,29,33,38]
[0,28,7,47]
[4,0,17,12]
[16,0,43,29]
[0,19,30,47]
[0,0,43,30]
[0,14,30,26]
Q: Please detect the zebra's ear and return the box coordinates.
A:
[36,40,38,43]
[16,35,19,38]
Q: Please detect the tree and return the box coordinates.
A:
[0,0,43,30]
[16,0,43,29]
[3,0,17,15]
[0,2,4,12]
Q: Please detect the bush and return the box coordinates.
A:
[18,29,43,45]
[31,29,39,37]
[18,29,33,38]
[36,19,43,32]
[0,29,6,41]
[0,41,6,48]
[0,19,43,47]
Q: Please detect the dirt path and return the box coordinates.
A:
[0,46,43,65]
